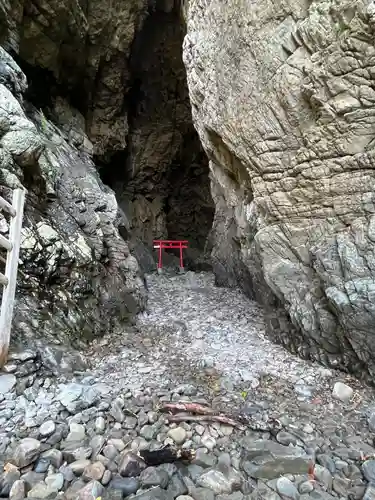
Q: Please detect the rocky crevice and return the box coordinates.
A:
[0,0,215,350]
[97,3,214,268]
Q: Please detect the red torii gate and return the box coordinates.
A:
[153,240,188,272]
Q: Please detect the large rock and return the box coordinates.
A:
[119,452,147,477]
[240,439,311,479]
[183,0,375,380]
[57,384,99,413]
[197,470,234,495]
[76,480,103,500]
[37,344,87,375]
[332,382,353,402]
[0,48,146,349]
[1,1,148,155]
[12,438,41,468]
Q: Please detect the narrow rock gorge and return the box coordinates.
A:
[2,0,375,383]
[3,2,375,500]
[0,0,214,353]
[96,3,214,270]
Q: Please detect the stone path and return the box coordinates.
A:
[0,270,375,500]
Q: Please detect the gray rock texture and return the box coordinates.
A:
[1,1,214,267]
[183,0,375,380]
[0,48,146,349]
[1,0,149,156]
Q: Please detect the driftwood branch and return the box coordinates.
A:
[159,402,215,415]
[159,401,282,432]
[167,414,245,429]
[138,446,195,466]
[159,401,244,429]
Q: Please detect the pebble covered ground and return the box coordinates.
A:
[1,270,375,500]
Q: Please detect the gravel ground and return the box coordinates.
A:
[0,270,374,500]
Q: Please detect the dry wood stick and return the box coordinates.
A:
[159,402,216,415]
[166,413,245,429]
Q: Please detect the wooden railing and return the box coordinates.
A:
[0,188,26,368]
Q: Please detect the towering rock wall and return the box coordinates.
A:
[1,0,148,156]
[0,0,212,351]
[183,0,375,381]
[0,48,146,350]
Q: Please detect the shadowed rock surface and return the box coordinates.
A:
[3,0,375,383]
[0,48,146,351]
[1,0,148,155]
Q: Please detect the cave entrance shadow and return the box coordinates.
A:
[95,2,214,271]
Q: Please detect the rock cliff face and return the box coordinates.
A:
[0,0,213,350]
[183,0,375,380]
[0,48,146,349]
[1,0,148,156]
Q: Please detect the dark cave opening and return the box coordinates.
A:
[95,2,214,266]
[12,1,215,271]
[10,52,88,117]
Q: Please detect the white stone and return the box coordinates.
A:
[108,438,125,451]
[167,427,187,444]
[0,374,16,394]
[195,424,205,436]
[67,422,86,441]
[220,425,233,436]
[95,416,106,433]
[303,424,314,434]
[332,382,353,403]
[3,363,17,373]
[36,222,59,242]
[201,433,216,450]
[39,420,56,437]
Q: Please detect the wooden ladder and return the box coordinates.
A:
[0,188,26,368]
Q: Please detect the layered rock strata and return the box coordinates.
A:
[0,48,146,348]
[183,0,375,380]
